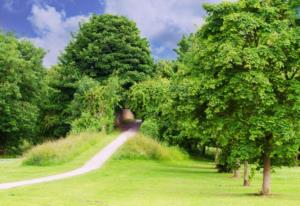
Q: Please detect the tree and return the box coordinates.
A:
[175,34,194,63]
[41,65,81,138]
[60,14,154,89]
[186,0,300,195]
[69,76,121,134]
[127,78,170,120]
[0,32,46,153]
[41,14,154,138]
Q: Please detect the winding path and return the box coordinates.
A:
[0,129,137,190]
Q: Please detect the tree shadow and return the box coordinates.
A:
[155,165,217,175]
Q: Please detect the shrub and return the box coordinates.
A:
[140,119,160,138]
[69,76,121,134]
[22,132,104,166]
[127,78,170,119]
[71,112,102,134]
[114,134,188,161]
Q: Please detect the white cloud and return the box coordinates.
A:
[105,0,204,38]
[27,5,88,68]
[104,0,208,58]
[104,0,231,58]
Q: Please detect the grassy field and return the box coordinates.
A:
[0,134,300,206]
[0,132,118,183]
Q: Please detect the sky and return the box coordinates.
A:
[0,0,226,68]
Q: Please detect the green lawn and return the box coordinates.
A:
[0,137,300,206]
[0,132,118,183]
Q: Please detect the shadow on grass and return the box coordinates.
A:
[226,192,283,198]
[155,165,217,175]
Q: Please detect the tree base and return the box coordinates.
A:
[243,180,250,187]
[259,191,271,196]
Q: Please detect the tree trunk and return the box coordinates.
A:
[215,148,221,165]
[233,169,240,178]
[261,152,271,195]
[243,161,250,186]
[200,145,206,156]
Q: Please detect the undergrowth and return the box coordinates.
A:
[114,134,188,161]
[22,132,107,166]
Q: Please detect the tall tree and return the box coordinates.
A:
[60,14,154,89]
[43,14,154,137]
[185,0,300,195]
[41,65,81,138]
[0,32,46,153]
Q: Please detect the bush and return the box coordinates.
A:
[140,119,160,138]
[22,132,105,166]
[69,76,121,134]
[114,134,188,161]
[71,112,102,134]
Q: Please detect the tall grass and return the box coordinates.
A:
[23,132,107,166]
[114,134,188,161]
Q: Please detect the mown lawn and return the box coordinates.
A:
[0,155,300,205]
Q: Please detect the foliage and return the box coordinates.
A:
[70,76,121,134]
[175,34,194,63]
[40,14,154,139]
[114,134,188,161]
[171,0,300,194]
[60,14,154,89]
[0,32,46,153]
[154,60,177,78]
[160,74,205,148]
[195,0,300,167]
[40,65,81,138]
[23,132,109,166]
[127,78,170,119]
[140,119,160,138]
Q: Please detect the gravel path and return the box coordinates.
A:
[0,129,137,190]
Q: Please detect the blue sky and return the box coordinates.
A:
[0,0,225,67]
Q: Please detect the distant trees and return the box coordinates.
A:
[42,14,154,138]
[0,32,46,153]
[69,76,121,134]
[61,14,154,89]
[41,65,81,138]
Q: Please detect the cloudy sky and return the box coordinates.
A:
[0,0,225,67]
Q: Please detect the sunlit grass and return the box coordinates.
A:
[22,132,114,166]
[0,133,299,206]
[0,131,118,182]
[114,134,188,161]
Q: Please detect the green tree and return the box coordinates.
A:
[70,76,121,134]
[175,34,193,63]
[185,0,300,195]
[127,78,170,120]
[61,14,154,89]
[41,65,81,138]
[0,32,46,153]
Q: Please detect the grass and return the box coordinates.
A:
[0,131,118,183]
[0,133,299,206]
[114,134,188,161]
[23,132,112,166]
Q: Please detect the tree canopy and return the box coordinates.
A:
[60,14,154,89]
[0,32,46,153]
[180,0,300,195]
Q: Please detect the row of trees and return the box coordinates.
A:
[1,0,299,196]
[127,0,300,196]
